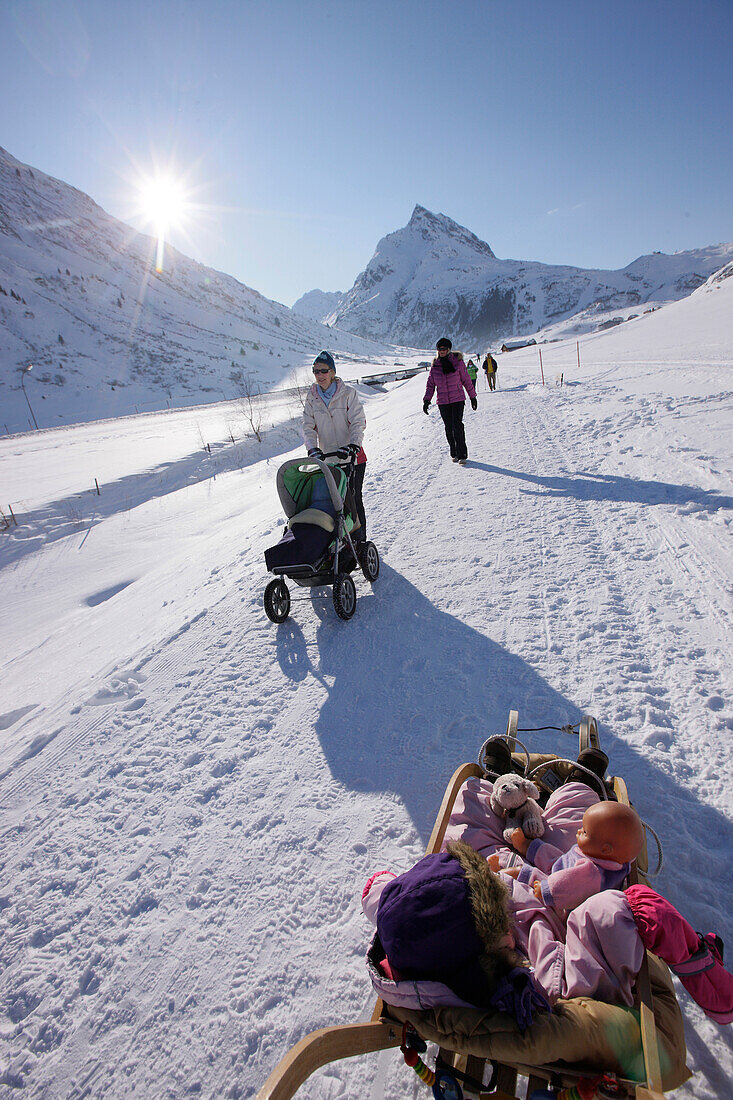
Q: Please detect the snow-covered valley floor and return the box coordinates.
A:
[1,295,732,1098]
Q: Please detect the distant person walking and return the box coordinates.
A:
[483,351,498,391]
[466,358,479,387]
[423,338,477,466]
[303,351,368,542]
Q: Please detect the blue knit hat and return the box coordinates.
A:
[313,351,335,370]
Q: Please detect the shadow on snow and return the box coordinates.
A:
[467,462,732,514]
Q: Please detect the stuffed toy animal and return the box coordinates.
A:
[489,774,545,844]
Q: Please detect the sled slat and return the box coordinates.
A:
[494,1062,518,1097]
[426,762,483,854]
[639,1000,664,1094]
[254,1020,401,1100]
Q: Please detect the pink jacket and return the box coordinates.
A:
[424,355,477,406]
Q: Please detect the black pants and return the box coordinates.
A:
[439,402,467,460]
[349,461,367,540]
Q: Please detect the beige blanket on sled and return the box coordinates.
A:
[389,954,690,1091]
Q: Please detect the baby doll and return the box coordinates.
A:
[489,801,644,912]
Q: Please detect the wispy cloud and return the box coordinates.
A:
[546,200,590,217]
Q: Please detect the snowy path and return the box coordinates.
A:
[1,337,732,1097]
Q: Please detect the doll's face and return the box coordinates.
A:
[576,802,644,864]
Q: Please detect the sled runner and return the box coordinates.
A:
[255,715,689,1100]
[263,451,379,622]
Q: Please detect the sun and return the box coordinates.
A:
[137,175,188,232]
[133,171,191,272]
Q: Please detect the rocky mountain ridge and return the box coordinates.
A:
[295,204,733,348]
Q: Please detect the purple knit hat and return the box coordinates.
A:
[377,850,483,973]
[375,841,550,1027]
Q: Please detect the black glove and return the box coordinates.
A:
[470,397,478,411]
[307,447,323,460]
[423,400,431,415]
[347,443,361,458]
[335,447,351,460]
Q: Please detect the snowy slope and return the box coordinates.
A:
[0,147,406,433]
[322,204,733,349]
[0,278,732,1097]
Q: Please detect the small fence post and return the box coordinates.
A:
[577,341,581,372]
[8,503,18,526]
[95,478,101,496]
[538,347,545,386]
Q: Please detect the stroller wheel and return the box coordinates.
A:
[264,579,291,623]
[360,541,380,582]
[333,574,357,620]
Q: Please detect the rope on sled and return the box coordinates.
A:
[517,724,579,735]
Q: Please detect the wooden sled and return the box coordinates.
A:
[256,714,689,1100]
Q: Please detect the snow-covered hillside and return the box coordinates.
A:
[0,147,406,433]
[0,269,732,1099]
[321,204,733,349]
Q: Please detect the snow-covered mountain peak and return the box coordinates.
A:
[323,203,733,347]
[405,204,496,259]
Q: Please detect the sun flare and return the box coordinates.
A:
[133,171,191,272]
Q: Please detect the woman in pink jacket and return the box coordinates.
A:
[423,337,477,465]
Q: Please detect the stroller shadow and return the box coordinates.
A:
[466,463,731,514]
[308,564,585,842]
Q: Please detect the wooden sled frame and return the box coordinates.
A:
[256,715,672,1100]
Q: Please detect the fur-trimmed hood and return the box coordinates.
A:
[375,839,522,1008]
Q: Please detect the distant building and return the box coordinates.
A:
[501,338,537,352]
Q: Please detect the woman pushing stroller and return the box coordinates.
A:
[303,351,368,546]
[423,337,477,465]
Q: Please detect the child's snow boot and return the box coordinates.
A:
[480,737,514,779]
[567,748,611,798]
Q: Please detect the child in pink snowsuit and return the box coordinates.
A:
[443,778,644,1005]
[363,774,733,1024]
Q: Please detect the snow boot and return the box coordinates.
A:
[567,748,611,797]
[480,737,514,779]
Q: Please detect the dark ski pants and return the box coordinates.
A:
[438,401,467,460]
[488,372,496,391]
[348,461,367,541]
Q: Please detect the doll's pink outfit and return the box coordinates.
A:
[506,838,630,911]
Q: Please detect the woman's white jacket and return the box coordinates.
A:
[302,378,366,456]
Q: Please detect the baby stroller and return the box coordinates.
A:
[255,714,689,1100]
[263,451,380,622]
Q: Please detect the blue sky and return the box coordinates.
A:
[2,0,732,306]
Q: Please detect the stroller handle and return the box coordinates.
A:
[321,449,356,465]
